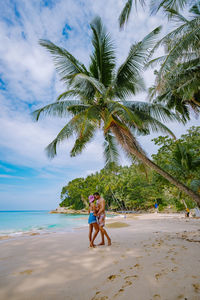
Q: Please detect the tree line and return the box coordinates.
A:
[60,126,200,211]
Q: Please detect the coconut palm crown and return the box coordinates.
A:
[33,17,200,206]
[148,3,200,117]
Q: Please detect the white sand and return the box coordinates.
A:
[0,214,200,300]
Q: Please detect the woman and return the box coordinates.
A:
[88,195,99,247]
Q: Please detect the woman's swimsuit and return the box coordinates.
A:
[88,210,97,224]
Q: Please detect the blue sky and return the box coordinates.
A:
[0,0,199,210]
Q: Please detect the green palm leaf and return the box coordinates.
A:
[103,133,120,167]
[39,39,88,85]
[150,0,189,15]
[114,26,161,99]
[119,0,146,28]
[45,115,84,158]
[89,16,116,86]
[73,73,106,95]
[70,121,96,157]
[32,100,84,120]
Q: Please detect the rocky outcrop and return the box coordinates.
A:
[50,206,88,214]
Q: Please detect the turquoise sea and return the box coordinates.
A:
[0,210,88,236]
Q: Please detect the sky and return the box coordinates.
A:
[0,0,199,210]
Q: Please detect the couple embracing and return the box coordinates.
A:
[88,192,111,248]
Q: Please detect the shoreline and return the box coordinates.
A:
[0,212,194,242]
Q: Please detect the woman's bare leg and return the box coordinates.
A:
[89,224,93,244]
[91,223,99,246]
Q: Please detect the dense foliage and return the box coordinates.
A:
[60,126,200,211]
[149,2,200,118]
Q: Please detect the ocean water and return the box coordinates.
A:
[0,210,88,236]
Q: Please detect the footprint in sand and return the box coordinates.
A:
[176,295,185,299]
[124,275,138,280]
[171,257,177,263]
[91,293,108,300]
[19,269,33,275]
[113,260,119,264]
[107,274,120,281]
[153,294,161,299]
[122,280,132,288]
[155,273,162,280]
[192,283,200,293]
[171,267,178,272]
[114,288,124,297]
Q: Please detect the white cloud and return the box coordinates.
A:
[0,175,25,179]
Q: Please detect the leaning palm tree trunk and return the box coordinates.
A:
[111,125,200,207]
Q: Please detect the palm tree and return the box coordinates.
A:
[167,143,200,181]
[119,0,189,28]
[148,3,200,117]
[164,143,200,206]
[119,0,145,28]
[33,17,200,206]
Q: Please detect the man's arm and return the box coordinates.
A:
[97,199,105,216]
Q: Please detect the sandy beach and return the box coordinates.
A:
[0,213,200,300]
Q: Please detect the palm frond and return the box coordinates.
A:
[119,0,133,29]
[39,39,88,86]
[114,26,161,99]
[56,90,79,101]
[190,3,200,16]
[89,16,116,86]
[150,0,189,15]
[122,100,184,124]
[141,114,177,138]
[32,100,84,120]
[73,73,106,95]
[119,0,146,28]
[103,132,120,167]
[45,115,83,158]
[70,121,96,157]
[107,100,144,129]
[158,26,200,78]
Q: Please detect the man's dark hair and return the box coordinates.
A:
[93,192,100,196]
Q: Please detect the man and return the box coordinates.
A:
[93,192,111,246]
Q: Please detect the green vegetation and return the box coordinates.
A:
[148,3,200,117]
[60,126,200,211]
